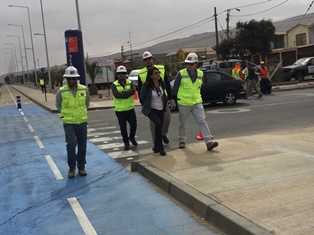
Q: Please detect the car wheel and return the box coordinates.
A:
[295,71,304,82]
[223,91,236,105]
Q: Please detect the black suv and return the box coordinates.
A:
[282,57,314,82]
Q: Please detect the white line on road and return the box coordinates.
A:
[45,155,63,180]
[23,117,28,122]
[67,197,97,235]
[34,136,44,148]
[28,124,34,132]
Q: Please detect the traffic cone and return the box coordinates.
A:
[196,117,214,140]
[133,91,138,100]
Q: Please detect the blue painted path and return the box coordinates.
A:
[0,104,218,235]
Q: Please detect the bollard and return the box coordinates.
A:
[16,96,21,109]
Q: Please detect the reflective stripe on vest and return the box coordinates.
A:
[138,65,167,96]
[113,79,134,112]
[177,68,203,106]
[60,84,88,124]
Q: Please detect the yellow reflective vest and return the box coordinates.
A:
[177,68,203,106]
[113,79,134,112]
[39,78,45,85]
[60,84,88,124]
[138,65,167,96]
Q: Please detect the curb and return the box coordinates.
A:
[131,161,273,235]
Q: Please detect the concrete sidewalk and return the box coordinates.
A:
[10,84,314,234]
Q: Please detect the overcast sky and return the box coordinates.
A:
[0,0,312,76]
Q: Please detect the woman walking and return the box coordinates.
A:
[140,67,168,156]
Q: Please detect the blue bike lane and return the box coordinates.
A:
[0,103,219,235]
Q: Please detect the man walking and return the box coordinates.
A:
[111,65,138,151]
[55,66,90,178]
[246,62,263,98]
[232,62,243,81]
[172,53,218,151]
[39,77,46,93]
[138,51,174,145]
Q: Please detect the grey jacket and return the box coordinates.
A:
[140,85,167,116]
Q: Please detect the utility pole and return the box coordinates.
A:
[214,7,219,57]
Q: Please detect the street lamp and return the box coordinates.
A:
[7,35,25,84]
[9,4,38,88]
[8,24,30,83]
[4,44,18,72]
[226,8,240,39]
[37,0,52,92]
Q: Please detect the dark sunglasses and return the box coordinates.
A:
[144,57,152,62]
[187,63,195,66]
[66,77,77,81]
[117,73,126,75]
[154,71,161,75]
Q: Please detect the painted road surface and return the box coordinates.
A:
[0,102,219,235]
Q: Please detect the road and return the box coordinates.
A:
[0,85,222,235]
[87,88,314,166]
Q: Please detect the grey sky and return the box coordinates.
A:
[0,0,312,76]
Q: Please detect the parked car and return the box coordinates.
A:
[128,69,140,87]
[282,57,314,82]
[170,70,246,111]
[210,59,259,75]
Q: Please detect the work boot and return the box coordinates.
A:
[124,142,130,150]
[68,166,76,178]
[159,145,166,156]
[178,142,185,149]
[206,142,219,151]
[162,135,169,144]
[129,137,138,146]
[79,169,87,176]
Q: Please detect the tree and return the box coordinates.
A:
[235,19,275,58]
[215,19,275,60]
[86,61,99,95]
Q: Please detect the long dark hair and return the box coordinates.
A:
[144,66,166,90]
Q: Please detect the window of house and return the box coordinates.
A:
[296,33,307,46]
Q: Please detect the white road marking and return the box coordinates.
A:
[23,117,28,122]
[34,136,44,148]
[98,140,148,150]
[28,124,34,132]
[89,136,122,143]
[20,110,24,115]
[87,130,121,137]
[108,145,154,159]
[45,155,63,180]
[67,197,97,235]
[88,126,117,133]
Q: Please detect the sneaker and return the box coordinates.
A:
[79,169,87,176]
[162,135,169,144]
[68,166,76,178]
[124,143,130,150]
[179,142,185,149]
[207,142,219,151]
[129,137,138,146]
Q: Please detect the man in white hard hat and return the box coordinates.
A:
[172,53,218,151]
[111,65,138,151]
[137,51,174,145]
[55,66,90,178]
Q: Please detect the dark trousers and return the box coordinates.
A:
[147,108,164,151]
[260,79,272,94]
[115,109,137,144]
[40,85,46,93]
[64,122,87,169]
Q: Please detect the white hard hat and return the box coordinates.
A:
[143,51,153,59]
[184,53,199,63]
[116,65,127,73]
[63,66,80,77]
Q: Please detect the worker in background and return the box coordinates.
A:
[111,65,138,151]
[137,51,174,146]
[232,62,244,81]
[259,61,272,94]
[39,77,46,93]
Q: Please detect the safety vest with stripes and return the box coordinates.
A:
[177,68,203,106]
[113,79,134,112]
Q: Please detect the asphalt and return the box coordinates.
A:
[8,82,314,235]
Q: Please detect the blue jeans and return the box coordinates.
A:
[63,122,87,169]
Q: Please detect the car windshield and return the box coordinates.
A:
[211,63,218,69]
[129,70,138,76]
[293,58,310,65]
